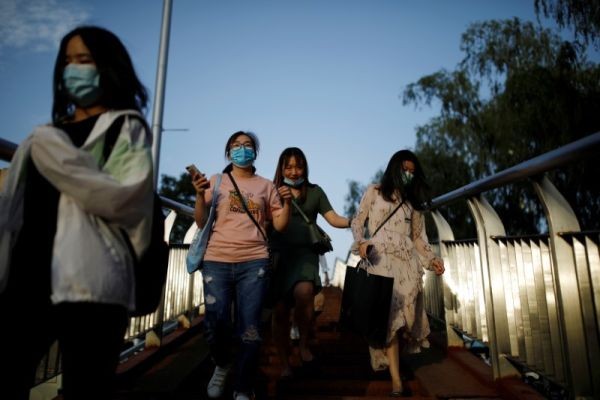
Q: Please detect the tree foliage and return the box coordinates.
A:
[405,18,600,236]
[344,170,383,218]
[343,179,366,218]
[158,172,196,243]
[345,17,600,238]
[535,0,600,48]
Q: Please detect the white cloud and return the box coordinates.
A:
[0,0,90,52]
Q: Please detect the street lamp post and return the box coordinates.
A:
[151,0,173,188]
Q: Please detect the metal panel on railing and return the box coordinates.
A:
[493,237,562,381]
[426,133,600,398]
[533,176,589,396]
[424,211,454,322]
[561,233,600,395]
[435,172,599,398]
[539,238,563,382]
[442,240,489,342]
[530,239,554,376]
[497,239,517,359]
[469,194,517,378]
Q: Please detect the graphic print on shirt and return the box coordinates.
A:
[229,190,261,219]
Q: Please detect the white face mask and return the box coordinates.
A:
[401,170,414,185]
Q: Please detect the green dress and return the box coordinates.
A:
[269,184,333,305]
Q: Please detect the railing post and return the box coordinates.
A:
[429,210,461,345]
[532,175,593,398]
[467,194,518,379]
[143,209,177,348]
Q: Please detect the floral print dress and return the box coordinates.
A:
[350,184,439,371]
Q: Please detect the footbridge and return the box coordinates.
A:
[1,131,599,399]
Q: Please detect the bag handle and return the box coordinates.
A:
[102,113,151,165]
[226,172,268,243]
[208,173,222,217]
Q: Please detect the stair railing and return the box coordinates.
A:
[421,132,600,400]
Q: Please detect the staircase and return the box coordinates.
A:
[255,286,503,400]
[111,286,544,399]
[259,286,414,399]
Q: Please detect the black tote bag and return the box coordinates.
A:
[339,262,394,348]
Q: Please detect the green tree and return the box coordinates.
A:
[345,17,600,238]
[344,170,383,219]
[343,179,366,218]
[403,18,600,235]
[535,0,600,48]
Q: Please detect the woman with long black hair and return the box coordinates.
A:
[269,147,350,378]
[0,26,154,400]
[351,149,445,397]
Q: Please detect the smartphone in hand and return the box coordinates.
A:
[186,164,210,189]
[186,164,200,176]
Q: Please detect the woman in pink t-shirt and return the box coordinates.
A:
[190,131,291,400]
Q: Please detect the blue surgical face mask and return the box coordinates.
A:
[401,170,414,185]
[230,146,256,167]
[283,177,305,187]
[63,64,102,107]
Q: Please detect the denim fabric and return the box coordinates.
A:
[202,258,270,393]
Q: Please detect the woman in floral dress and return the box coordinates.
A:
[351,149,445,397]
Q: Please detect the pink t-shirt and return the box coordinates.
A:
[203,173,283,263]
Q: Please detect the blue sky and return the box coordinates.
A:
[1,0,596,272]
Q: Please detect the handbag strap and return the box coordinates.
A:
[209,173,223,214]
[226,172,268,243]
[291,198,313,225]
[102,114,149,166]
[371,200,405,237]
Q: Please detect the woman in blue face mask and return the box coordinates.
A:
[0,26,153,400]
[268,147,351,378]
[190,131,292,400]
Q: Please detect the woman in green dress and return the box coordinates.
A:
[270,147,351,378]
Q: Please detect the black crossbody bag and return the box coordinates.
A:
[290,199,333,254]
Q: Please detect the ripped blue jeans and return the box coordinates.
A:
[202,258,270,393]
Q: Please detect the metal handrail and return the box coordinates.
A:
[160,195,193,217]
[5,131,599,211]
[430,131,600,208]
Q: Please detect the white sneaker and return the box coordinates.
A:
[290,324,300,340]
[207,365,230,398]
[233,391,253,400]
